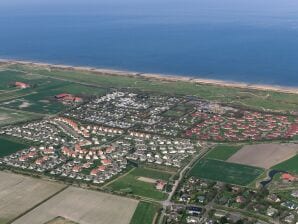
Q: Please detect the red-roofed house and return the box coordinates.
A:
[15,82,30,89]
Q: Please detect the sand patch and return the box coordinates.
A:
[227,143,298,169]
[18,101,32,108]
[137,176,157,183]
[0,114,10,121]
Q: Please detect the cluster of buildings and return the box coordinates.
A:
[55,93,83,104]
[64,91,181,129]
[122,133,197,168]
[186,111,298,141]
[14,81,30,89]
[168,177,298,224]
[0,107,198,184]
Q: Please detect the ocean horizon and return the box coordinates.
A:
[1,0,298,86]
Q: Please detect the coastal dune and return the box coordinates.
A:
[1,59,298,95]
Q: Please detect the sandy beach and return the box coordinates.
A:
[1,58,298,95]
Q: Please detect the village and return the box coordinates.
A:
[166,176,298,224]
[1,88,298,224]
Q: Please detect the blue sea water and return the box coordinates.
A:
[1,0,298,86]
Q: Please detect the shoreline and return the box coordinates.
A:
[1,58,298,95]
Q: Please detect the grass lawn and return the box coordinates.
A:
[205,145,241,161]
[189,159,264,186]
[130,202,159,224]
[107,168,171,200]
[272,154,298,174]
[0,136,29,157]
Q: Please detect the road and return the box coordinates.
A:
[157,144,213,224]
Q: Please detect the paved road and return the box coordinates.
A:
[158,145,212,224]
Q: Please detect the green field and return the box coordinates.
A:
[272,154,298,174]
[205,145,241,161]
[107,168,171,200]
[7,63,298,113]
[0,68,106,114]
[189,159,264,186]
[0,137,28,157]
[0,107,42,126]
[129,202,159,224]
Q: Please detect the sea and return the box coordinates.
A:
[1,0,298,86]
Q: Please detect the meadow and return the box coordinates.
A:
[106,167,171,200]
[9,64,298,113]
[272,154,298,174]
[0,137,28,157]
[129,202,159,224]
[0,68,106,114]
[189,159,264,186]
[205,144,241,161]
[0,107,41,127]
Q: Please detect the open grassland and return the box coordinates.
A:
[13,186,138,224]
[189,159,264,186]
[228,143,298,169]
[0,107,42,126]
[7,64,298,113]
[0,171,65,224]
[0,68,106,114]
[129,201,159,224]
[205,145,241,161]
[106,167,171,200]
[272,154,298,174]
[0,137,29,157]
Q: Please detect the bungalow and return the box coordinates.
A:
[156,180,166,190]
[15,82,30,89]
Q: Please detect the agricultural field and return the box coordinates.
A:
[0,137,29,157]
[0,107,41,126]
[0,171,65,224]
[7,63,298,113]
[13,186,138,224]
[272,154,298,174]
[228,143,298,169]
[205,144,241,161]
[189,159,264,186]
[129,202,159,224]
[106,167,172,200]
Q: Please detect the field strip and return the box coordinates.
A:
[0,92,37,103]
[7,185,69,224]
[0,106,47,117]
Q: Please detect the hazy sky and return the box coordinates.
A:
[0,0,297,29]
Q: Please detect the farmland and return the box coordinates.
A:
[0,171,65,224]
[228,143,298,169]
[272,154,298,174]
[189,159,264,186]
[106,167,172,200]
[130,202,159,224]
[0,137,29,157]
[205,144,241,161]
[13,186,138,224]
